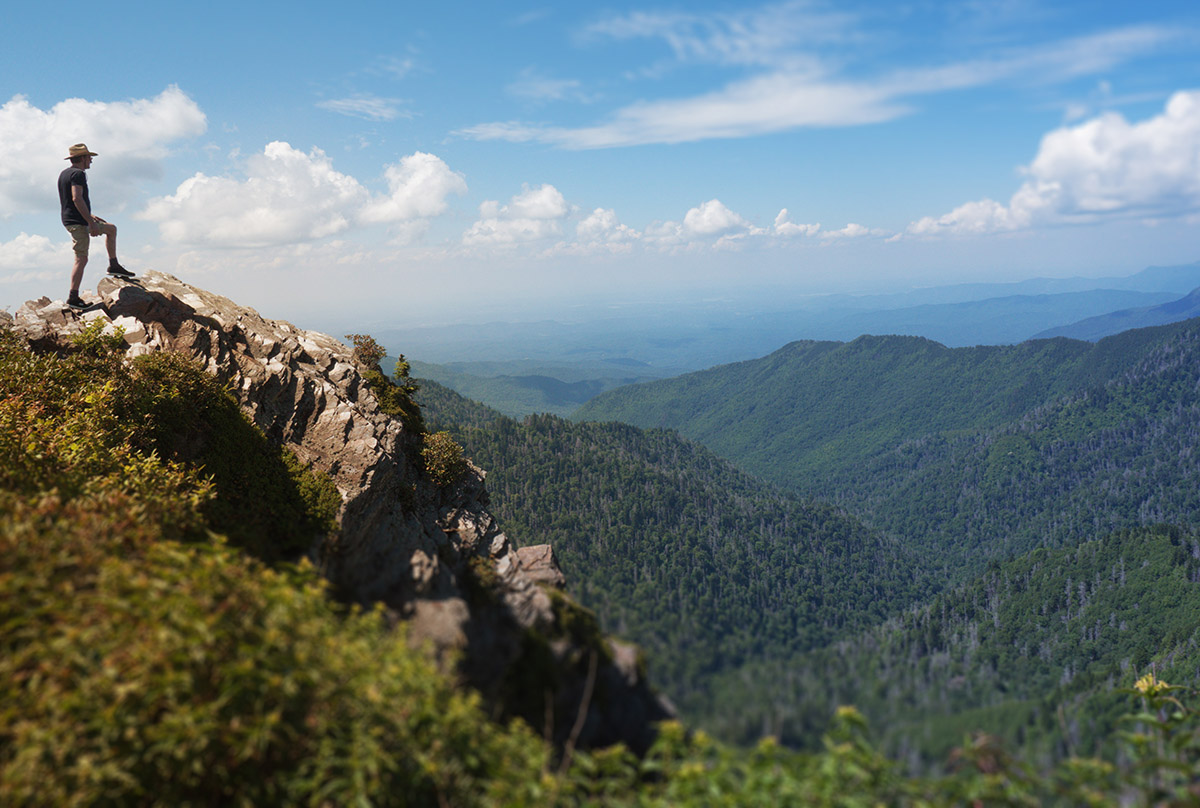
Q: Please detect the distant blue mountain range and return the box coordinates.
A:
[1033,286,1200,341]
[388,261,1200,416]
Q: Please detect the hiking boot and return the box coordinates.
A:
[67,293,87,310]
[108,263,135,279]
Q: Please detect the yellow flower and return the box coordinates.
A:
[835,705,864,723]
[1134,673,1168,697]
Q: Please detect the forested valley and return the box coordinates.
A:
[419,315,1200,769]
[706,524,1200,768]
[416,382,931,722]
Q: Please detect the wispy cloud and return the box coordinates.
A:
[506,68,595,104]
[317,94,411,121]
[373,55,418,80]
[511,9,552,27]
[462,0,1183,150]
[581,0,858,70]
[458,75,907,148]
[881,25,1182,96]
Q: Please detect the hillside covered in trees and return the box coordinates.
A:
[416,380,931,719]
[833,318,1200,574]
[705,524,1200,768]
[573,321,1189,497]
[420,316,1200,772]
[575,320,1200,573]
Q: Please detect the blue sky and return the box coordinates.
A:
[2,1,1199,328]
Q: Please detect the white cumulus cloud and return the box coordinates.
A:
[909,89,1200,236]
[0,86,206,217]
[683,199,751,236]
[359,152,467,225]
[549,207,642,255]
[822,222,872,239]
[139,142,369,248]
[576,208,640,243]
[0,233,71,281]
[464,184,570,246]
[141,140,468,249]
[774,208,820,237]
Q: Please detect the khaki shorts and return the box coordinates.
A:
[66,224,91,257]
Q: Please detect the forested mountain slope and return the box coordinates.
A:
[418,361,1200,776]
[832,317,1200,573]
[573,321,1190,497]
[703,524,1200,770]
[576,320,1200,571]
[416,380,931,720]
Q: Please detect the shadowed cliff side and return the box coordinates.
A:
[7,271,671,753]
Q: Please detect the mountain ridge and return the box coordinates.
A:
[1033,285,1200,341]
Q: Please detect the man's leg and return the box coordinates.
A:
[95,220,132,276]
[70,253,88,294]
[66,224,89,305]
[95,220,118,260]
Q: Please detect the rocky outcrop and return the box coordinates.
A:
[9,272,671,753]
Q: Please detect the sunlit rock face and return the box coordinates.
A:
[10,271,671,752]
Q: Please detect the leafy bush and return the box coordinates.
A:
[70,316,127,356]
[422,430,467,487]
[0,505,547,806]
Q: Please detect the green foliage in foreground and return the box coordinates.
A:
[0,321,340,561]
[0,504,545,806]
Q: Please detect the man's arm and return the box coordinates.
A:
[71,185,100,236]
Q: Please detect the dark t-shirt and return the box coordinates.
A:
[58,166,90,227]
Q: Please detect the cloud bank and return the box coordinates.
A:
[141,145,466,248]
[909,90,1200,236]
[0,86,206,217]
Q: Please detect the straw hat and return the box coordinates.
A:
[65,143,98,160]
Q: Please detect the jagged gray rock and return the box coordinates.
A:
[9,271,671,752]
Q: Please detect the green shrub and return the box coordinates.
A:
[422,430,467,487]
[70,317,127,357]
[0,505,547,806]
[0,331,339,561]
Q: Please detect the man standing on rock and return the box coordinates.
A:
[59,143,134,309]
